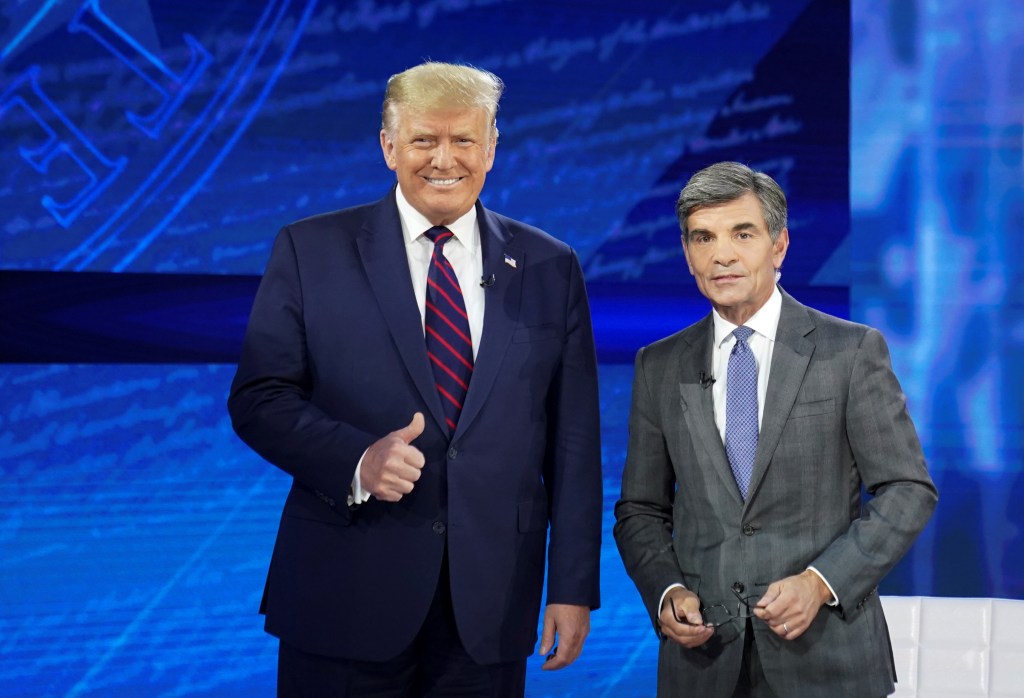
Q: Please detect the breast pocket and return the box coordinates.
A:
[789,397,835,419]
[512,324,559,343]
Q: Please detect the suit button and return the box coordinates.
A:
[732,582,745,594]
[742,524,755,536]
[448,446,458,459]
[432,521,446,534]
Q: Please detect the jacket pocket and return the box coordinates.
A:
[512,324,558,343]
[517,499,549,532]
[789,397,835,418]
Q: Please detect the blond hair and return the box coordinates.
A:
[381,61,504,146]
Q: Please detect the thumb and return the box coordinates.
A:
[394,412,425,443]
[538,609,556,655]
[756,584,781,610]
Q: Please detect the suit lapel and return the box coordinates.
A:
[745,291,816,504]
[677,316,745,506]
[455,203,523,437]
[356,190,447,433]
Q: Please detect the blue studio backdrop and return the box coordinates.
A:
[2,1,1021,696]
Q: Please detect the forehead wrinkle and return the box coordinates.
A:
[731,221,760,232]
[401,110,486,134]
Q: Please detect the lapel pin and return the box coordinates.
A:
[504,253,517,269]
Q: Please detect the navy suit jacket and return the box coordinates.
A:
[228,189,602,664]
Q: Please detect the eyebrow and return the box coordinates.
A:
[687,221,760,237]
[408,130,475,141]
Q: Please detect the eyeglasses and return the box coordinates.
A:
[669,587,760,643]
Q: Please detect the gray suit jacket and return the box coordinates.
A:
[614,289,937,697]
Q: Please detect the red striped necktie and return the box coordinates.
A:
[424,226,474,435]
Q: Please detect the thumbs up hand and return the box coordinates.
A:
[360,413,426,502]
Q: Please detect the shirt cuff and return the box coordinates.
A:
[658,583,687,616]
[806,566,839,607]
[346,449,372,507]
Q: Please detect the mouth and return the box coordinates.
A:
[424,176,462,186]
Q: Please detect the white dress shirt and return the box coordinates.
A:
[394,186,485,358]
[710,287,782,439]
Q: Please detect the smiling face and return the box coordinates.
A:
[380,106,496,226]
[682,192,789,325]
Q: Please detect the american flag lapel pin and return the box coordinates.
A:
[504,253,517,269]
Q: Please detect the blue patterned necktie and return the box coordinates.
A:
[725,326,758,499]
[423,226,474,435]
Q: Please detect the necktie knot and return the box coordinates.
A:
[733,326,754,344]
[425,226,453,246]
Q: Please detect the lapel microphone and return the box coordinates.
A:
[479,274,496,288]
[699,372,716,389]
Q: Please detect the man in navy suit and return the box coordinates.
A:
[228,61,602,696]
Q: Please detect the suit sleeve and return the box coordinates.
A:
[809,328,938,613]
[613,347,683,628]
[227,226,377,512]
[543,250,603,609]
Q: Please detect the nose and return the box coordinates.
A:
[712,237,738,266]
[431,141,454,170]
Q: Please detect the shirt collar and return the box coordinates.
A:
[395,184,479,253]
[712,285,783,347]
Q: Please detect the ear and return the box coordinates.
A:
[380,129,397,171]
[484,128,498,173]
[772,227,790,269]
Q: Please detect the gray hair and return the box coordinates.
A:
[676,161,788,243]
[381,61,504,147]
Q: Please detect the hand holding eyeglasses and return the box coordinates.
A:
[751,569,833,641]
[660,571,831,648]
[658,588,714,648]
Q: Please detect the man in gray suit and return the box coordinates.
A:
[614,161,937,697]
